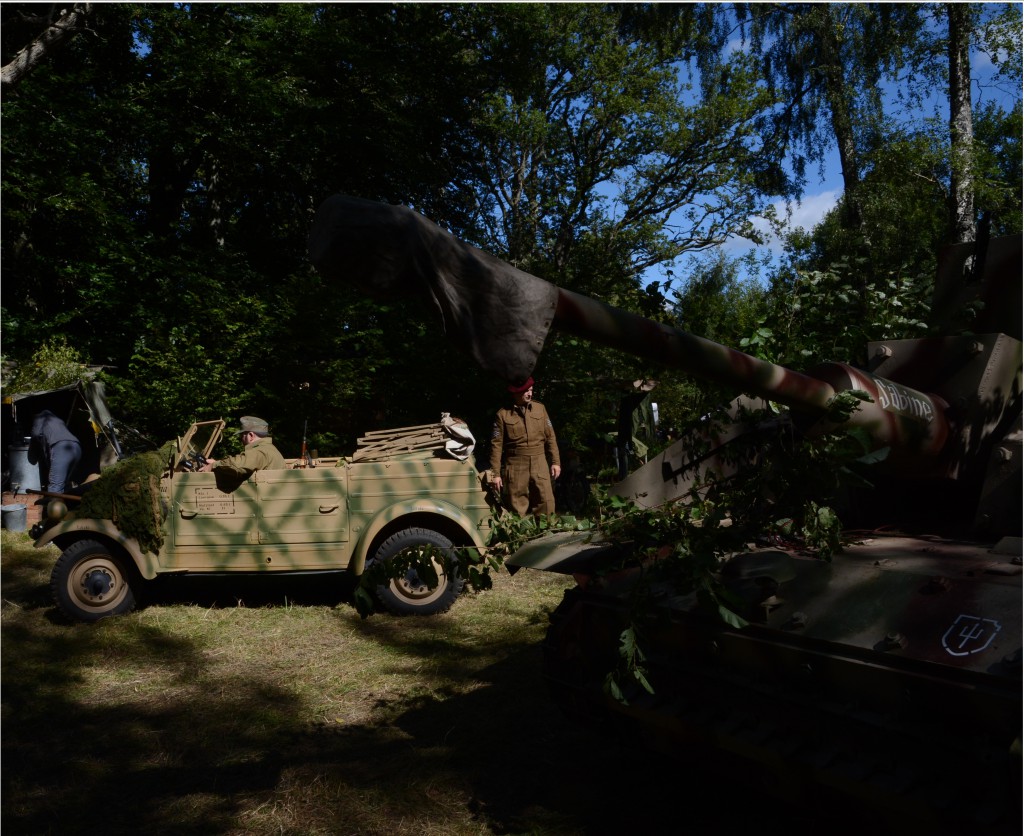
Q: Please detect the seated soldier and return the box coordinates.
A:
[200,416,285,482]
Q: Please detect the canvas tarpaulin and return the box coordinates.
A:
[308,195,559,385]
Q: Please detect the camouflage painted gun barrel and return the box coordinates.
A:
[309,196,1022,834]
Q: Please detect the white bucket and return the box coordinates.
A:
[1,503,28,532]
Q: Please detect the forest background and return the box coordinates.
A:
[2,2,1021,476]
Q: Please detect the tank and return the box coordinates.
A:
[310,196,1022,833]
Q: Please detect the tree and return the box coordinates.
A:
[1,4,509,444]
[947,2,976,243]
[1,3,93,99]
[658,251,771,428]
[469,4,790,283]
[453,5,796,457]
[734,4,924,234]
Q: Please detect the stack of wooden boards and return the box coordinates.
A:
[351,422,452,462]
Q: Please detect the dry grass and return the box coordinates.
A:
[3,529,829,835]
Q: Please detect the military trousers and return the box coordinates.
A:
[503,453,555,516]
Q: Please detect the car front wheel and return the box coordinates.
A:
[51,539,138,623]
[371,527,464,616]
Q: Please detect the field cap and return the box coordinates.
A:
[507,377,534,394]
[238,416,270,435]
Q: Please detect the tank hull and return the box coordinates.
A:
[541,535,1022,833]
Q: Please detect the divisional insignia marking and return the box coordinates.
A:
[941,614,1001,657]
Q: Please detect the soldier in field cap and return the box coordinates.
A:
[488,377,561,516]
[200,415,285,478]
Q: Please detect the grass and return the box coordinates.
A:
[2,529,574,834]
[3,528,858,835]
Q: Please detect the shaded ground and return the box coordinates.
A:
[3,532,1014,835]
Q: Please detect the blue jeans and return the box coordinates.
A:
[47,439,82,493]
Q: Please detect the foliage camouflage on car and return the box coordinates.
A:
[73,441,176,555]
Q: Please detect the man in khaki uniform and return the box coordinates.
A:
[201,416,285,478]
[489,378,561,516]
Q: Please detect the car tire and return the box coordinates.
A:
[372,527,464,616]
[51,539,138,623]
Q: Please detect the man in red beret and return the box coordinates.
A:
[488,377,561,516]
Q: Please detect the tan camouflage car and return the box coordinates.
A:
[34,417,493,622]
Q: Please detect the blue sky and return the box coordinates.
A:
[660,5,1023,289]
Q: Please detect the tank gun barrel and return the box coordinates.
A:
[309,194,833,412]
[553,287,837,413]
[309,195,958,470]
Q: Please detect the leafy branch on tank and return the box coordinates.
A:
[571,391,882,703]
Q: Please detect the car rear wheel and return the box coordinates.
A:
[372,527,464,616]
[51,539,138,622]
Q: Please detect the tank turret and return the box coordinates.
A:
[310,195,1022,833]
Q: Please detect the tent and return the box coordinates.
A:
[2,379,124,492]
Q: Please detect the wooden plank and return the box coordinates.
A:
[350,421,453,462]
[360,423,439,438]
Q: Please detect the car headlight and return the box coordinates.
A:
[46,499,69,522]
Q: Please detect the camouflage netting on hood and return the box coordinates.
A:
[75,442,176,556]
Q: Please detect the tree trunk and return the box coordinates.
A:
[814,7,864,233]
[947,3,975,244]
[1,5,92,100]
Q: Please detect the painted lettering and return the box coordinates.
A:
[875,379,934,422]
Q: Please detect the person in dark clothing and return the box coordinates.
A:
[28,410,82,494]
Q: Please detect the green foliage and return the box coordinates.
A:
[75,441,176,555]
[973,100,1024,233]
[546,392,878,700]
[605,625,654,702]
[2,337,89,394]
[486,510,595,567]
[662,251,772,426]
[731,4,925,197]
[749,257,933,368]
[799,500,844,558]
[472,4,792,273]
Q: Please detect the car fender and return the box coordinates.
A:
[350,497,490,576]
[34,518,160,579]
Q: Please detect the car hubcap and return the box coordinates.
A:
[70,557,128,612]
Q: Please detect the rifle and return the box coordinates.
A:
[298,419,314,468]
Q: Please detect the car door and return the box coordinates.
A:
[253,467,349,547]
[165,471,262,570]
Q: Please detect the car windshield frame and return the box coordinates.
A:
[173,420,225,471]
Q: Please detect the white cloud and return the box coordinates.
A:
[727,188,841,258]
[784,189,841,231]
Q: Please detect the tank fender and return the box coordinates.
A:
[350,498,489,576]
[506,530,619,575]
[33,518,158,579]
[719,549,798,583]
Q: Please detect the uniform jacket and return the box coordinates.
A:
[215,435,285,476]
[489,401,560,473]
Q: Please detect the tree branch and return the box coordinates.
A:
[1,3,92,101]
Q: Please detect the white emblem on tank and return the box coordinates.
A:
[941,614,1001,656]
